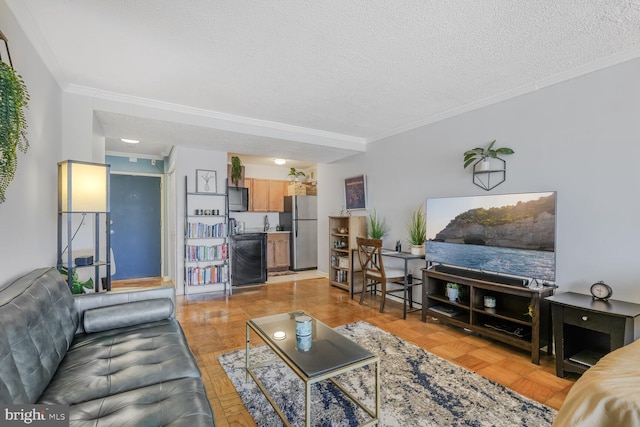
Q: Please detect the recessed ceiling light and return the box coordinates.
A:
[121,138,140,144]
[274,158,286,165]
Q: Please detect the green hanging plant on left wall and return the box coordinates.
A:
[0,60,30,203]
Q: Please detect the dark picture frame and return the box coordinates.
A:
[196,169,217,193]
[344,175,367,210]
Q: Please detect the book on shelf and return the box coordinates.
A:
[568,349,604,367]
[429,305,461,317]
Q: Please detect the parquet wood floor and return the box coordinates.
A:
[113,277,577,426]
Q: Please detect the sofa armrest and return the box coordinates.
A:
[73,286,176,334]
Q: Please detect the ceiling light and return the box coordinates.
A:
[121,138,140,144]
[274,158,286,165]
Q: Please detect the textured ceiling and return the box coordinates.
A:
[8,0,640,161]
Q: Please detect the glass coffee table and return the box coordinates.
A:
[246,311,380,426]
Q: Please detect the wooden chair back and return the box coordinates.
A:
[356,237,387,281]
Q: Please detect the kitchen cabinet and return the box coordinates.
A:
[267,232,290,271]
[248,178,288,212]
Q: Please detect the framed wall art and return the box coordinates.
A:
[196,169,217,193]
[344,174,367,210]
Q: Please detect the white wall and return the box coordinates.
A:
[0,2,62,282]
[318,57,640,302]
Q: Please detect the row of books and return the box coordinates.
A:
[186,243,228,262]
[187,222,227,238]
[186,264,228,286]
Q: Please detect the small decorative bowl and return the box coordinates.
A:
[338,227,348,234]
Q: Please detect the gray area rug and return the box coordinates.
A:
[218,321,556,426]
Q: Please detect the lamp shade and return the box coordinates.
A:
[58,160,110,212]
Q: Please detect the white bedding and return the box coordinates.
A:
[553,338,640,426]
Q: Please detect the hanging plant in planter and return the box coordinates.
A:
[0,44,30,203]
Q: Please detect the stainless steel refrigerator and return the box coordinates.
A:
[279,195,317,271]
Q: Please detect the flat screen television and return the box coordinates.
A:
[426,191,556,283]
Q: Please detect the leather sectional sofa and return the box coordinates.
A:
[0,267,215,426]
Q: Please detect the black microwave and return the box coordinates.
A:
[228,186,249,212]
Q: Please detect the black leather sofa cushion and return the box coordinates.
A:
[68,377,214,426]
[83,298,174,333]
[38,319,202,405]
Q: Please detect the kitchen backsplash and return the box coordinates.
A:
[230,211,281,232]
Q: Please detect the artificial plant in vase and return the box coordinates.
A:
[288,167,305,181]
[368,209,390,239]
[230,156,242,186]
[463,140,514,171]
[0,61,30,203]
[407,205,426,255]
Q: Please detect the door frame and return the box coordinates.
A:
[110,171,166,280]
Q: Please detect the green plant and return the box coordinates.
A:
[463,140,514,169]
[407,205,426,246]
[368,209,390,239]
[446,282,459,290]
[0,61,30,203]
[288,167,305,179]
[230,156,242,186]
[58,266,93,294]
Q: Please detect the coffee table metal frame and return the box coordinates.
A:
[245,316,380,427]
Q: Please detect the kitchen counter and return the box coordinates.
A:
[267,230,291,234]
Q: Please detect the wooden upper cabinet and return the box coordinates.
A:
[251,178,269,212]
[268,180,285,212]
[246,178,288,212]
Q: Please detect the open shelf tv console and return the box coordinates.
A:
[421,265,556,364]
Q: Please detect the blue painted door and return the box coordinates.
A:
[111,174,161,279]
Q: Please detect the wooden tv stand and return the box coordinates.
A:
[421,267,556,364]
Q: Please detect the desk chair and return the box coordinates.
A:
[356,237,406,313]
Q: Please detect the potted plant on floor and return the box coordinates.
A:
[463,140,514,171]
[368,209,390,239]
[407,205,426,255]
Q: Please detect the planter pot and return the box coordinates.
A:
[447,288,459,302]
[410,244,425,256]
[477,160,491,171]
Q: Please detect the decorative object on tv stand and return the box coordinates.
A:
[368,209,390,239]
[196,169,217,193]
[0,31,30,204]
[446,282,459,302]
[57,160,111,293]
[406,204,426,255]
[463,140,514,191]
[288,167,305,181]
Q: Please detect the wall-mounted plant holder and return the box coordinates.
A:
[472,157,506,191]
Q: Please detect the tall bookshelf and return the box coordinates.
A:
[184,176,229,295]
[328,216,366,291]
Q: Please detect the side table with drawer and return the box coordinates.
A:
[546,292,640,377]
